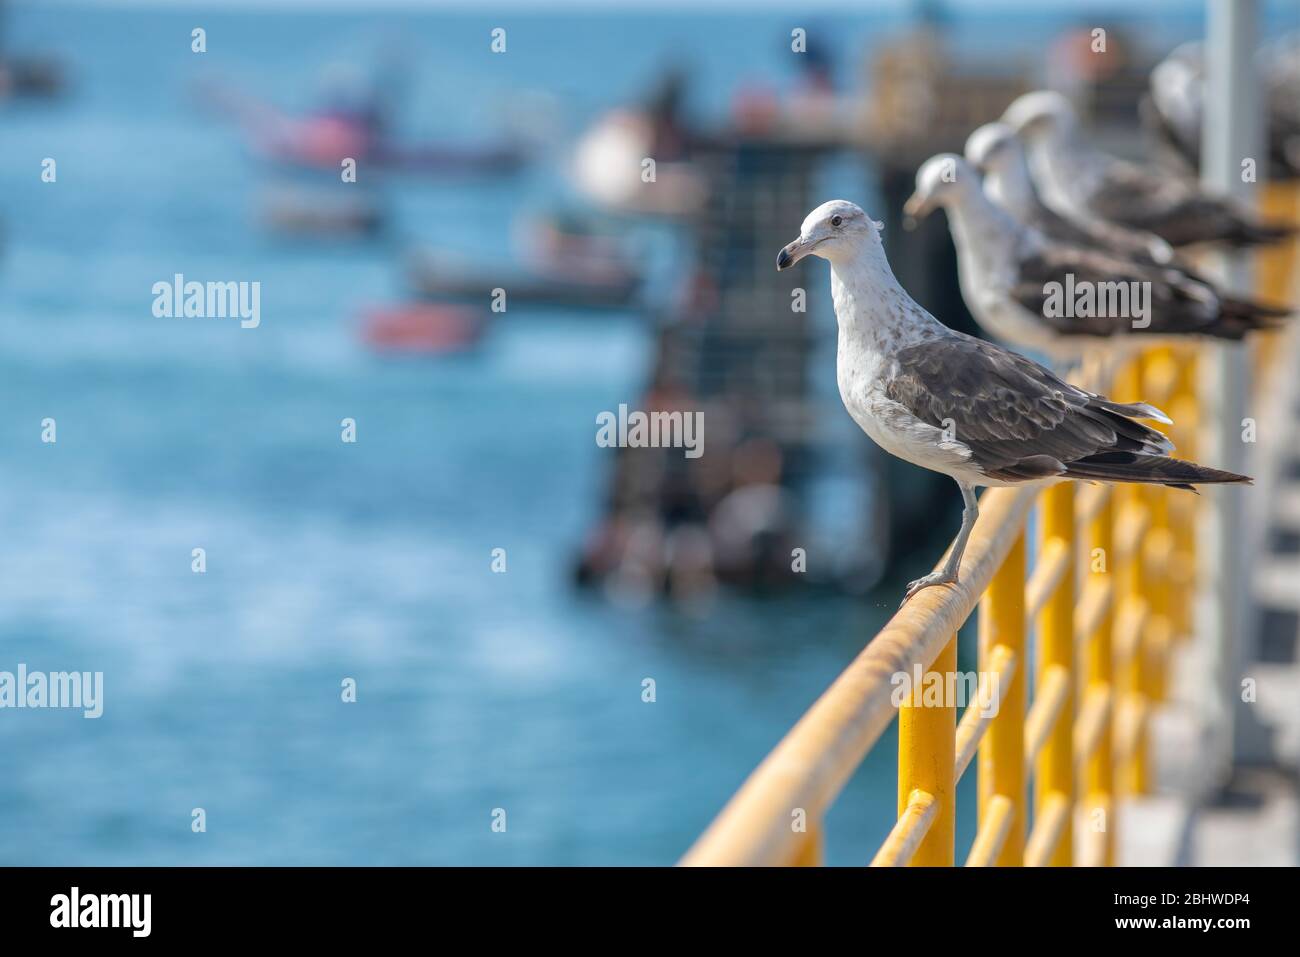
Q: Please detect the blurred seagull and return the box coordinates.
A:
[964,121,1176,266]
[904,154,1288,364]
[1144,42,1206,172]
[1003,90,1292,248]
[776,200,1251,604]
[1261,34,1300,170]
[1144,39,1300,178]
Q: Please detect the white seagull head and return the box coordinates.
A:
[1151,42,1203,128]
[1002,90,1076,142]
[903,153,979,220]
[776,200,881,271]
[964,122,1021,175]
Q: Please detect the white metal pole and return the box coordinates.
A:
[1197,0,1264,792]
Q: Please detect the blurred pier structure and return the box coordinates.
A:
[574,127,889,598]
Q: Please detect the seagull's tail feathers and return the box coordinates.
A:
[1221,217,1296,248]
[1063,450,1252,490]
[1218,295,1294,333]
[1092,396,1172,426]
[1082,397,1175,457]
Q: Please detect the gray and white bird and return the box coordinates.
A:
[1144,42,1206,173]
[776,199,1251,603]
[964,121,1176,266]
[904,154,1288,364]
[1144,38,1300,178]
[1003,90,1292,248]
[1262,34,1300,170]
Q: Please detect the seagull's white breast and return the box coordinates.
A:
[835,338,984,483]
[826,241,992,487]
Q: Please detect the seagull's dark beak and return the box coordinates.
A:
[902,191,932,230]
[776,236,814,271]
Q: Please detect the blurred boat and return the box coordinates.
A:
[408,214,645,312]
[0,57,65,100]
[257,118,527,175]
[259,186,386,237]
[360,303,486,354]
[196,77,528,177]
[409,252,642,311]
[408,251,642,311]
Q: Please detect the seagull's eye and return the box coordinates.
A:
[831,215,843,227]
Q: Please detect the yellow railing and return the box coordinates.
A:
[678,349,1193,868]
[680,182,1298,869]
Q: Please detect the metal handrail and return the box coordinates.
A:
[679,350,1195,867]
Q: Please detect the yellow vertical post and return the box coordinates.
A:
[979,533,1026,866]
[1256,181,1300,312]
[1085,493,1115,866]
[1168,345,1199,645]
[1141,348,1176,703]
[1114,355,1150,795]
[898,635,956,866]
[1250,184,1299,402]
[1037,482,1075,866]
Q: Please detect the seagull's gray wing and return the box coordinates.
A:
[1010,243,1210,336]
[1016,170,1174,264]
[1026,202,1114,250]
[1046,202,1175,265]
[884,333,1173,482]
[1090,159,1289,246]
[1088,158,1195,223]
[1010,243,1285,340]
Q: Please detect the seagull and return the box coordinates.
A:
[964,121,1176,266]
[1262,34,1300,170]
[1144,39,1300,179]
[903,154,1288,364]
[1143,42,1205,173]
[1003,90,1292,248]
[776,200,1252,603]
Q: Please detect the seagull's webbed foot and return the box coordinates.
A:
[900,569,959,607]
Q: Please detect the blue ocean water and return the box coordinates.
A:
[0,1,1282,865]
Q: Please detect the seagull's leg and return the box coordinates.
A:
[902,481,979,606]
